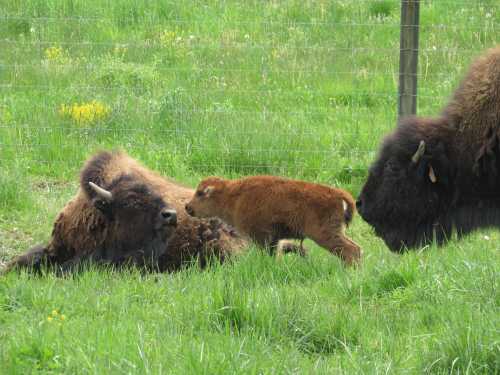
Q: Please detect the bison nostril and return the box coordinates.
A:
[161,209,177,225]
[185,204,194,215]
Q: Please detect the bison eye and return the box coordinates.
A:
[94,199,109,211]
[196,190,204,197]
[384,161,397,173]
[123,200,143,210]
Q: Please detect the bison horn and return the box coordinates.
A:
[88,182,113,201]
[411,140,426,163]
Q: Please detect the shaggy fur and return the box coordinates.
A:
[3,151,246,274]
[357,45,500,252]
[185,176,361,265]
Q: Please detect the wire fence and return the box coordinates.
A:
[0,0,499,183]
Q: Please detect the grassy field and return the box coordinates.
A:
[0,0,499,373]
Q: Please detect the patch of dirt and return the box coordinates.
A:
[0,225,35,261]
[32,178,75,191]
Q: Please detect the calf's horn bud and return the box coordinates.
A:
[88,181,113,201]
[412,140,426,163]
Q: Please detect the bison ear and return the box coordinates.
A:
[203,186,215,197]
[428,165,437,183]
[416,161,439,184]
[92,198,112,216]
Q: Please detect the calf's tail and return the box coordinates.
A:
[341,194,356,226]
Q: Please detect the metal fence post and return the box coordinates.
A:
[398,0,420,119]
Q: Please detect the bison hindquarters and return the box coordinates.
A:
[1,244,49,275]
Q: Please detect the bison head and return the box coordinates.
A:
[185,177,226,219]
[85,174,177,268]
[356,118,454,252]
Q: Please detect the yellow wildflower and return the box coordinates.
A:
[47,316,53,323]
[58,101,110,125]
[113,44,128,57]
[60,314,66,321]
[159,30,177,46]
[51,309,59,316]
[45,46,64,61]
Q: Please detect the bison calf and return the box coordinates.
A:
[185,176,362,265]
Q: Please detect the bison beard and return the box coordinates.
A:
[2,151,246,274]
[357,45,500,252]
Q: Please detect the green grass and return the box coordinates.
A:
[1,0,499,373]
[1,242,498,374]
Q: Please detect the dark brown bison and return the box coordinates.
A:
[2,151,246,274]
[185,176,361,265]
[356,46,500,252]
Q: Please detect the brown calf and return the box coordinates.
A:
[185,176,362,265]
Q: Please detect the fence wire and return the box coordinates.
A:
[1,0,499,183]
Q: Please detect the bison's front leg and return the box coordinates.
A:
[55,254,90,275]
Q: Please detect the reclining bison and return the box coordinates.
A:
[356,46,500,251]
[2,151,246,274]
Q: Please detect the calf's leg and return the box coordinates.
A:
[306,223,362,266]
[316,234,361,266]
[277,239,308,256]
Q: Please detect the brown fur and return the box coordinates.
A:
[185,176,362,265]
[444,46,500,177]
[2,151,247,274]
[414,46,500,175]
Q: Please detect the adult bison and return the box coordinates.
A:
[2,151,246,274]
[356,45,500,252]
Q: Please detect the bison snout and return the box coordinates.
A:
[355,199,362,211]
[185,204,194,216]
[160,209,177,226]
[356,198,369,222]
